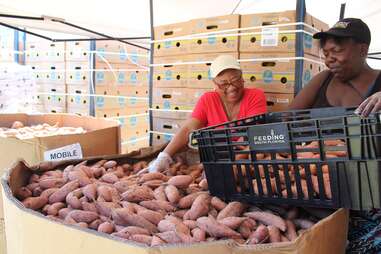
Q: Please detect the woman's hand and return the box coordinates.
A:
[355,92,381,117]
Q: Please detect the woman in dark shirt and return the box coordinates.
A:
[290,18,381,116]
[290,18,381,254]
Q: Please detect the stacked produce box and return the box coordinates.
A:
[25,37,66,113]
[152,15,240,145]
[65,41,93,116]
[240,11,328,111]
[94,41,150,153]
[152,11,328,145]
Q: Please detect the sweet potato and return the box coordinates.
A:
[211,196,227,211]
[184,194,210,220]
[247,225,269,244]
[49,180,79,204]
[82,183,97,201]
[32,186,43,197]
[100,172,119,184]
[165,215,190,235]
[22,196,48,210]
[153,185,167,201]
[39,178,66,189]
[104,160,117,169]
[15,187,32,200]
[68,170,91,187]
[98,221,114,234]
[89,219,102,230]
[119,226,150,236]
[137,209,164,225]
[218,217,246,230]
[178,192,201,209]
[47,202,66,216]
[75,222,88,228]
[173,209,188,219]
[183,220,197,230]
[151,236,166,246]
[268,225,281,243]
[139,172,165,183]
[285,220,298,241]
[165,185,181,204]
[167,175,193,189]
[196,216,241,238]
[81,201,97,213]
[238,220,251,239]
[122,185,154,202]
[129,234,153,245]
[244,211,287,232]
[143,180,164,189]
[139,200,175,212]
[192,228,206,242]
[95,201,120,217]
[217,201,245,220]
[114,208,158,233]
[40,188,59,199]
[199,179,208,190]
[66,191,82,209]
[68,210,98,223]
[209,208,218,218]
[156,231,182,244]
[58,207,73,219]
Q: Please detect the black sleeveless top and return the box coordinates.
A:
[313,71,381,108]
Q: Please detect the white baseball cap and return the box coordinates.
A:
[210,55,241,78]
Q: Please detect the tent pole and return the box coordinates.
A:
[294,0,306,95]
[54,37,150,42]
[340,3,346,20]
[0,14,43,20]
[149,0,154,146]
[0,22,53,41]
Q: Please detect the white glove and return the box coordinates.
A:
[148,152,173,172]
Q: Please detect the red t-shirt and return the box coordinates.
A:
[191,88,267,127]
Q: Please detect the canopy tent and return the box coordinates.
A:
[0,0,380,64]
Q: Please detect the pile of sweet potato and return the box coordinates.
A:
[15,159,329,246]
[234,140,347,200]
[0,121,86,139]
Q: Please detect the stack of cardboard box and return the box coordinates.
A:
[65,41,92,116]
[240,11,328,111]
[152,11,328,144]
[94,41,150,153]
[25,37,66,113]
[152,15,240,145]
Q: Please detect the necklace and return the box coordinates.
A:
[347,80,366,100]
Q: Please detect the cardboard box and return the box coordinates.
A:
[65,61,91,85]
[1,155,349,254]
[240,11,329,56]
[95,63,149,87]
[265,92,294,112]
[65,41,91,62]
[152,117,187,134]
[154,21,190,57]
[188,15,240,54]
[66,84,91,113]
[241,52,325,93]
[25,40,65,62]
[41,62,66,85]
[121,136,150,154]
[96,41,149,66]
[66,106,91,117]
[94,95,148,112]
[0,113,121,219]
[153,56,189,88]
[116,114,149,142]
[152,87,190,110]
[0,219,5,254]
[187,52,238,88]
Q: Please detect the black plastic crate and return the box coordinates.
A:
[192,107,381,209]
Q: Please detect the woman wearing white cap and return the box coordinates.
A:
[149,55,267,172]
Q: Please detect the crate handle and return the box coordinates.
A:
[163,65,173,68]
[75,67,82,70]
[75,90,82,94]
[50,66,56,69]
[262,61,276,67]
[262,21,277,26]
[163,124,173,129]
[188,132,198,150]
[164,31,174,36]
[207,25,218,30]
[162,94,172,99]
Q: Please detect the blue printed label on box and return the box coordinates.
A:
[96,72,104,82]
[118,96,126,106]
[129,117,137,126]
[96,97,105,107]
[118,73,125,83]
[263,70,273,83]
